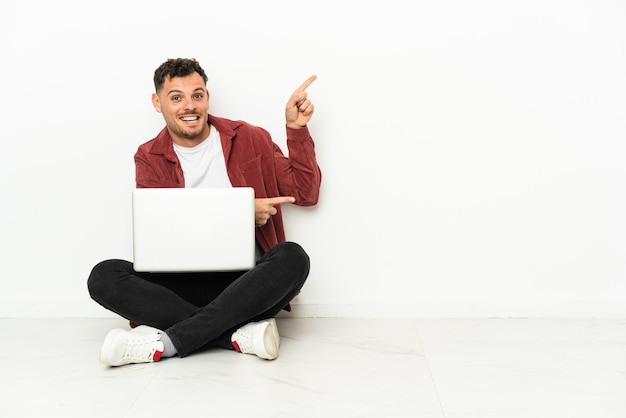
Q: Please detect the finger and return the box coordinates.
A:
[294,75,317,94]
[267,196,296,206]
[289,92,308,109]
[296,97,308,109]
[299,99,314,114]
[306,102,314,114]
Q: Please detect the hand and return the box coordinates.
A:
[255,196,295,226]
[285,75,317,129]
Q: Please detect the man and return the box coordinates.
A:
[87,58,321,366]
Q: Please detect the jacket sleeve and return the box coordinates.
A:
[274,125,322,206]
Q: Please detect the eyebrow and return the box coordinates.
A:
[166,87,205,96]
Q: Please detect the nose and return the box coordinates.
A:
[182,97,196,112]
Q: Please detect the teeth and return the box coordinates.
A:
[181,116,198,121]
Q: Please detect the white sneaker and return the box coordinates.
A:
[231,318,280,360]
[99,325,164,367]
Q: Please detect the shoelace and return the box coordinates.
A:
[233,329,254,353]
[122,334,161,361]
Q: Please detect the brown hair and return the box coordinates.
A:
[153,58,208,93]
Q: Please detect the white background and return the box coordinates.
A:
[1,0,625,317]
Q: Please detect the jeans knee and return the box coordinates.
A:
[87,259,125,302]
[272,241,310,281]
[279,240,308,260]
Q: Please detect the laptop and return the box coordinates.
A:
[132,187,256,272]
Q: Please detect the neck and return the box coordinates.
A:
[171,124,211,148]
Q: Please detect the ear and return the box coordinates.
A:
[151,93,162,113]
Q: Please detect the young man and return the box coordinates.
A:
[87,58,321,366]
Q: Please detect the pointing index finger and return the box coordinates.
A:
[268,196,296,206]
[295,75,317,94]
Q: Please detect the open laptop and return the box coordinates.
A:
[132,187,256,272]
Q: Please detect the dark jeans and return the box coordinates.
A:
[87,241,309,357]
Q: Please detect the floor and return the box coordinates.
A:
[0,318,624,418]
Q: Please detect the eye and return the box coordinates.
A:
[171,95,181,102]
[193,93,204,100]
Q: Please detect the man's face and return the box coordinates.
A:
[152,72,210,146]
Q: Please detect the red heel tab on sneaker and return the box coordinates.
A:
[153,350,164,362]
[231,340,241,352]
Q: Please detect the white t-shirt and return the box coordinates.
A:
[173,125,232,188]
[172,125,264,259]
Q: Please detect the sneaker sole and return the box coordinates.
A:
[99,328,125,366]
[257,319,280,360]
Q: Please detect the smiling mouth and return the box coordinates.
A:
[180,115,200,121]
